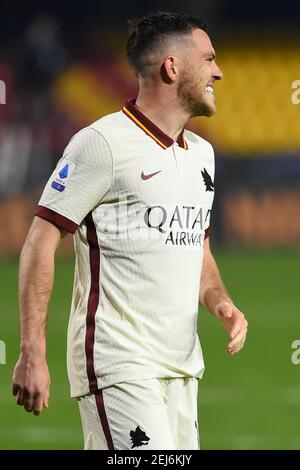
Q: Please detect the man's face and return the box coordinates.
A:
[177,29,223,117]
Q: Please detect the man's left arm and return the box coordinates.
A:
[199,237,248,355]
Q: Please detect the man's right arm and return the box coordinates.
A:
[12,216,63,416]
[12,128,113,416]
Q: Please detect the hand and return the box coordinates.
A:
[214,301,248,356]
[12,353,50,416]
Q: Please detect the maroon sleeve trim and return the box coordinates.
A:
[35,205,78,234]
[204,227,211,239]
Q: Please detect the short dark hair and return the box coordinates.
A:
[126,11,207,76]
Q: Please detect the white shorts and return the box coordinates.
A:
[78,377,200,450]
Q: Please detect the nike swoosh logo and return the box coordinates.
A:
[141,170,162,180]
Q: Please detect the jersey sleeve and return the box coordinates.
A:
[35,128,113,233]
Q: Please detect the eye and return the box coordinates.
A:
[206,54,215,63]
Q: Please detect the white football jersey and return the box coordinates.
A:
[36,100,215,397]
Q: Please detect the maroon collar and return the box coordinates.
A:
[122,99,188,150]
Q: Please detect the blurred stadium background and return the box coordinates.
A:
[0,0,299,450]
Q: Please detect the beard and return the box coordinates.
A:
[177,69,215,117]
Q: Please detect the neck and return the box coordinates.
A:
[135,85,190,142]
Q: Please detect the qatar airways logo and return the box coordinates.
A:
[144,204,208,247]
[97,197,210,248]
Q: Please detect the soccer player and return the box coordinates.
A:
[12,12,248,450]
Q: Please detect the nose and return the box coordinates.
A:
[212,62,223,81]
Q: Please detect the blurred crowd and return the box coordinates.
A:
[0,12,299,251]
[0,16,84,198]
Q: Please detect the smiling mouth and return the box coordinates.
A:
[205,85,214,95]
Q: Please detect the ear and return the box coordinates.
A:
[161,56,178,83]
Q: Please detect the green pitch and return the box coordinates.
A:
[0,249,299,449]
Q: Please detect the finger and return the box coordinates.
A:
[33,396,44,416]
[24,396,34,413]
[12,383,19,396]
[16,391,24,406]
[220,303,233,319]
[228,337,246,355]
[229,339,246,355]
[228,328,247,352]
[228,331,246,352]
[230,321,243,340]
[43,389,50,409]
[230,316,247,340]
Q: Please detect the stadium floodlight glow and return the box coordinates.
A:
[291,80,300,105]
[0,340,6,365]
[0,80,6,104]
